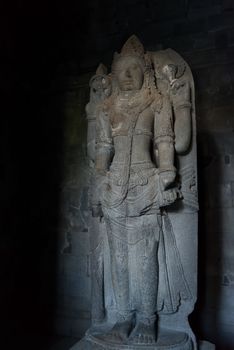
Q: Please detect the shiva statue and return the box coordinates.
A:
[73,35,199,350]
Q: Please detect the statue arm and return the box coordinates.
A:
[95,107,114,174]
[91,107,113,217]
[86,108,96,164]
[170,80,192,154]
[154,96,176,189]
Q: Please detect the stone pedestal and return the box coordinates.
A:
[199,340,215,350]
[71,336,215,350]
[71,329,192,350]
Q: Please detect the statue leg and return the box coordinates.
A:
[90,218,105,325]
[104,216,133,341]
[129,214,160,344]
[91,238,104,324]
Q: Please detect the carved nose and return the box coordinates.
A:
[125,69,131,78]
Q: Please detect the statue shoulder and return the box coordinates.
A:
[149,48,194,96]
[150,49,186,81]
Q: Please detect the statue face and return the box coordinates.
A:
[115,56,144,91]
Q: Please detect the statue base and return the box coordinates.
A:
[70,328,193,350]
[199,340,215,349]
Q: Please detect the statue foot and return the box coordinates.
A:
[129,319,156,344]
[104,318,132,342]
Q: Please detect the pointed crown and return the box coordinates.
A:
[120,35,145,58]
[112,35,146,72]
[89,63,108,87]
[95,63,107,76]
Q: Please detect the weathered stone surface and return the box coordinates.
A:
[49,5,234,345]
[72,329,192,350]
[72,35,198,349]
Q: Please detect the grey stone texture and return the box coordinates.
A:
[71,35,198,349]
[72,331,193,350]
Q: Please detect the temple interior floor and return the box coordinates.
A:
[3,335,79,350]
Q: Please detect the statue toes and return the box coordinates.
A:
[144,335,149,343]
[139,334,144,343]
[134,334,142,343]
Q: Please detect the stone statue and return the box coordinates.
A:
[86,63,112,323]
[72,35,199,350]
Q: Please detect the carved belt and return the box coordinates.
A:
[109,162,157,188]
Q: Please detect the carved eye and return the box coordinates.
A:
[93,88,96,93]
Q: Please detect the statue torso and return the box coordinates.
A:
[105,89,160,169]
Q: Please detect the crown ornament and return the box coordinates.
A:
[120,35,145,58]
[89,63,108,87]
[112,35,146,73]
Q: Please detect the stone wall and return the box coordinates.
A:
[52,75,92,338]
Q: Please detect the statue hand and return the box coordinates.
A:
[159,170,183,206]
[162,187,183,206]
[170,79,183,92]
[92,204,103,218]
[159,169,176,190]
[171,80,190,100]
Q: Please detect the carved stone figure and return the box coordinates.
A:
[72,35,199,350]
[86,63,112,323]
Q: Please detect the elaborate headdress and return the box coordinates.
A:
[89,63,108,87]
[120,35,145,58]
[112,35,147,73]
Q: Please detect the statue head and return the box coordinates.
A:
[112,35,146,92]
[86,63,112,118]
[89,63,112,103]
